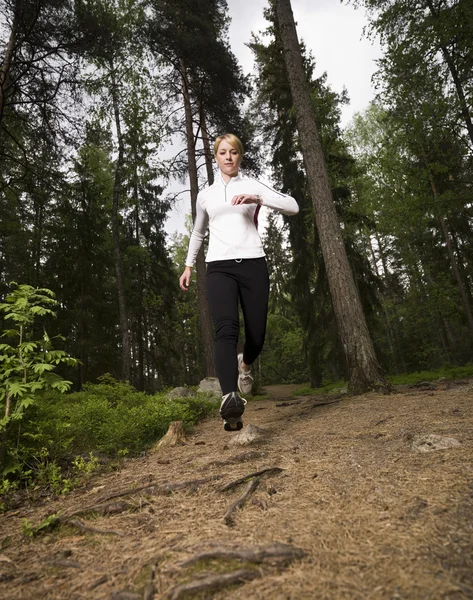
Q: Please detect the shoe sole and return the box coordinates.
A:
[220,398,246,422]
[224,419,243,432]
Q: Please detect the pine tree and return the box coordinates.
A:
[147,0,252,379]
[274,0,390,393]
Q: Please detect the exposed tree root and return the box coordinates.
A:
[311,399,342,408]
[167,569,261,600]
[30,475,223,537]
[88,575,109,590]
[66,500,131,520]
[298,399,342,416]
[67,519,123,536]
[79,475,222,509]
[224,477,260,526]
[45,559,82,569]
[199,450,267,470]
[176,543,307,569]
[219,467,283,492]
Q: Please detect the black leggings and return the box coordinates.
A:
[206,258,270,395]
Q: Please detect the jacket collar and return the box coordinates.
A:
[218,171,242,186]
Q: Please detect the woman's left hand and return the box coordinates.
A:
[231,194,261,206]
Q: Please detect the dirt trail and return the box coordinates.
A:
[1,382,472,599]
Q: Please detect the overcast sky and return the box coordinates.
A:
[165,0,382,237]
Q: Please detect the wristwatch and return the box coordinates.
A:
[256,194,263,205]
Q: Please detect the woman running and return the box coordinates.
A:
[179,133,299,431]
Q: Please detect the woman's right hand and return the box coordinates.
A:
[179,266,193,291]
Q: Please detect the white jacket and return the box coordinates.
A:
[185,172,299,266]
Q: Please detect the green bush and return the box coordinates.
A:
[7,377,218,487]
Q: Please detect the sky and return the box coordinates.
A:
[165,0,382,238]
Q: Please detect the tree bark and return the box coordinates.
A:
[152,420,186,452]
[0,392,12,467]
[110,64,131,381]
[200,108,215,186]
[181,61,215,377]
[0,7,17,127]
[134,181,145,391]
[274,0,390,393]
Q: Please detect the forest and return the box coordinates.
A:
[1,0,473,482]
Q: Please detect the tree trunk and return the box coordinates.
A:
[451,224,473,308]
[0,8,17,127]
[274,0,390,394]
[425,0,473,147]
[200,108,215,186]
[0,392,12,467]
[423,164,473,344]
[439,215,473,342]
[134,186,145,391]
[366,232,380,278]
[181,61,215,377]
[110,64,130,381]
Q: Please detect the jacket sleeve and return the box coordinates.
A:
[253,179,299,216]
[185,196,209,267]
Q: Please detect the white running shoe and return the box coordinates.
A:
[237,353,254,394]
[220,391,247,431]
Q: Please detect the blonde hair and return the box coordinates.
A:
[213,133,244,158]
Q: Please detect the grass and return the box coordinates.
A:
[292,381,347,396]
[387,364,473,385]
[291,364,473,396]
[248,393,270,402]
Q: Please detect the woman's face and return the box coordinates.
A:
[215,140,241,178]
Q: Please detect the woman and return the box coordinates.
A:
[179,133,299,431]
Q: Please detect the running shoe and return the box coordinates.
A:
[237,353,254,394]
[223,418,244,432]
[220,391,247,429]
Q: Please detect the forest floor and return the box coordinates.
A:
[1,380,473,599]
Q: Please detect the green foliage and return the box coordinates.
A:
[259,315,309,384]
[0,283,78,472]
[21,513,60,538]
[28,449,101,496]
[345,101,473,373]
[295,365,473,394]
[388,365,473,386]
[18,377,218,467]
[293,381,347,396]
[33,450,74,496]
[1,376,218,497]
[0,478,19,512]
